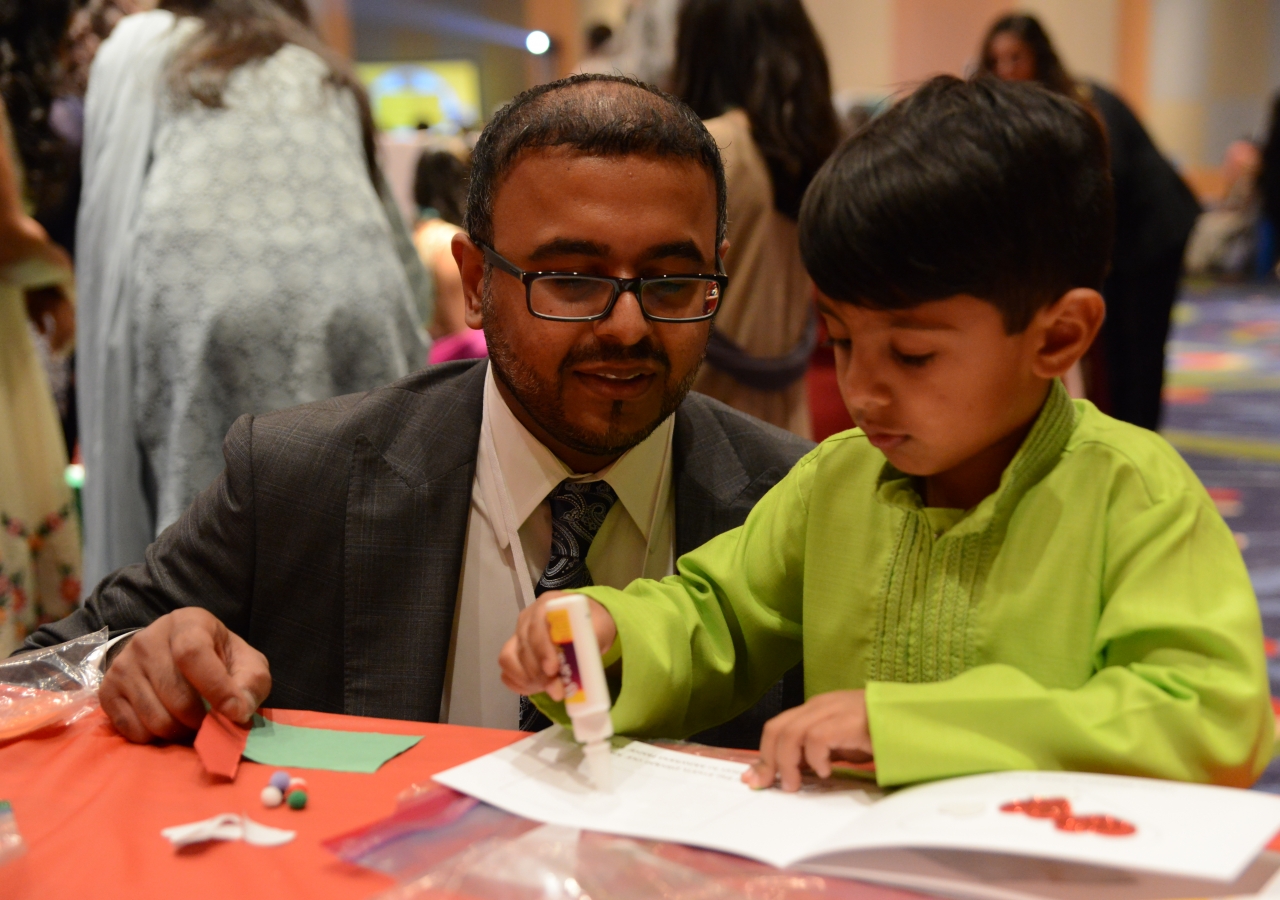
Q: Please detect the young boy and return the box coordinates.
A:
[499,76,1274,791]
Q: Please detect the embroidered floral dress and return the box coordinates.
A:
[0,108,81,655]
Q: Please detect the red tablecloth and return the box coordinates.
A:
[0,707,523,899]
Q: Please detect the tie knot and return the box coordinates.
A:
[547,479,618,554]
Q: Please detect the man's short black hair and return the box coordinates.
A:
[799,75,1114,333]
[465,73,727,249]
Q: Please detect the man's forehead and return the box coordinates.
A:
[490,149,719,257]
[498,145,713,184]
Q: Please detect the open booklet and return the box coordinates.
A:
[434,727,1280,900]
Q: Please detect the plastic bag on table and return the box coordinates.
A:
[327,783,899,900]
[325,783,540,883]
[0,627,111,743]
[376,822,898,900]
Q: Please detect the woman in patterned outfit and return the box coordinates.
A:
[0,0,81,655]
[76,0,427,590]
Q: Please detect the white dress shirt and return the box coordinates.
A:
[439,367,676,728]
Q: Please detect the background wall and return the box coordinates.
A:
[329,0,1279,193]
[800,0,1280,184]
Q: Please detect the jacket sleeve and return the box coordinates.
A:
[866,488,1274,787]
[535,449,818,737]
[20,414,260,652]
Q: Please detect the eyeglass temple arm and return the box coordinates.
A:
[478,242,525,280]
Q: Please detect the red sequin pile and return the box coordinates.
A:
[999,797,1136,837]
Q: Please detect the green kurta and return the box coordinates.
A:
[546,381,1274,787]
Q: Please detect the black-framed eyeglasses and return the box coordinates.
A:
[478,241,726,323]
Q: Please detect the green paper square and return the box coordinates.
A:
[243,715,422,773]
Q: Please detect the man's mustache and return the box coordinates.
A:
[559,339,671,372]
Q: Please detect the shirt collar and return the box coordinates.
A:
[875,379,1079,534]
[482,366,674,541]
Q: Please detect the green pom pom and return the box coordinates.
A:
[286,789,308,810]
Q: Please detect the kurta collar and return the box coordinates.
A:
[874,379,1078,534]
[482,367,674,542]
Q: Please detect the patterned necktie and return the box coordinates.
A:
[535,479,619,597]
[520,479,618,731]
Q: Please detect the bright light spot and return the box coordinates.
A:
[526,30,551,55]
[65,463,85,490]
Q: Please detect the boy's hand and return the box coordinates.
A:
[744,690,873,791]
[499,591,617,702]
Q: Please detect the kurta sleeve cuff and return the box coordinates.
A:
[865,678,1039,787]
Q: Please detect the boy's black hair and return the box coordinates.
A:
[465,73,727,249]
[799,75,1113,333]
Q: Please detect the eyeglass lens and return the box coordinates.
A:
[529,276,721,320]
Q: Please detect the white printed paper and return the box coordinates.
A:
[433,727,1280,883]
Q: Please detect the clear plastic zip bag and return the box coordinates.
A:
[0,627,114,743]
[326,782,902,900]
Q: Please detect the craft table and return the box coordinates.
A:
[0,707,924,899]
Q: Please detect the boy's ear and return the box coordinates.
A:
[453,232,486,330]
[1029,288,1106,380]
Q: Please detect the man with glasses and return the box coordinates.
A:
[22,75,813,747]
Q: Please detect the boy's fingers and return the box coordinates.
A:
[515,620,550,688]
[531,612,561,678]
[772,718,810,792]
[499,637,524,685]
[804,721,840,779]
[750,706,800,788]
[501,634,563,699]
[743,759,777,789]
[769,704,838,791]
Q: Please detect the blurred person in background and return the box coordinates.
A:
[1260,92,1280,275]
[575,23,615,76]
[413,148,485,364]
[672,0,840,437]
[607,0,679,90]
[76,0,426,591]
[30,0,143,462]
[0,0,81,655]
[1184,139,1262,279]
[980,13,1200,431]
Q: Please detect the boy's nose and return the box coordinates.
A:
[838,353,891,414]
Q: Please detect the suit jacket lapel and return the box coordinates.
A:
[672,397,756,555]
[343,361,486,721]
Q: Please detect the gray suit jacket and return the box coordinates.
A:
[27,360,813,746]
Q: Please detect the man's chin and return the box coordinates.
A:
[555,414,666,459]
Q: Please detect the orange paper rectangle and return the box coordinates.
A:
[194,710,250,780]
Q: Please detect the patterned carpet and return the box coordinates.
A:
[1160,281,1280,791]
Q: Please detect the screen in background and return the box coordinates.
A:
[357,61,482,132]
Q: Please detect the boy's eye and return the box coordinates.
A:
[893,348,935,367]
[821,337,851,350]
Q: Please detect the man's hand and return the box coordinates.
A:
[99,607,271,743]
[498,591,616,701]
[743,690,873,792]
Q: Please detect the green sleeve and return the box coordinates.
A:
[867,490,1275,787]
[534,449,817,738]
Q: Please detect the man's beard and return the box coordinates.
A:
[482,283,703,459]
